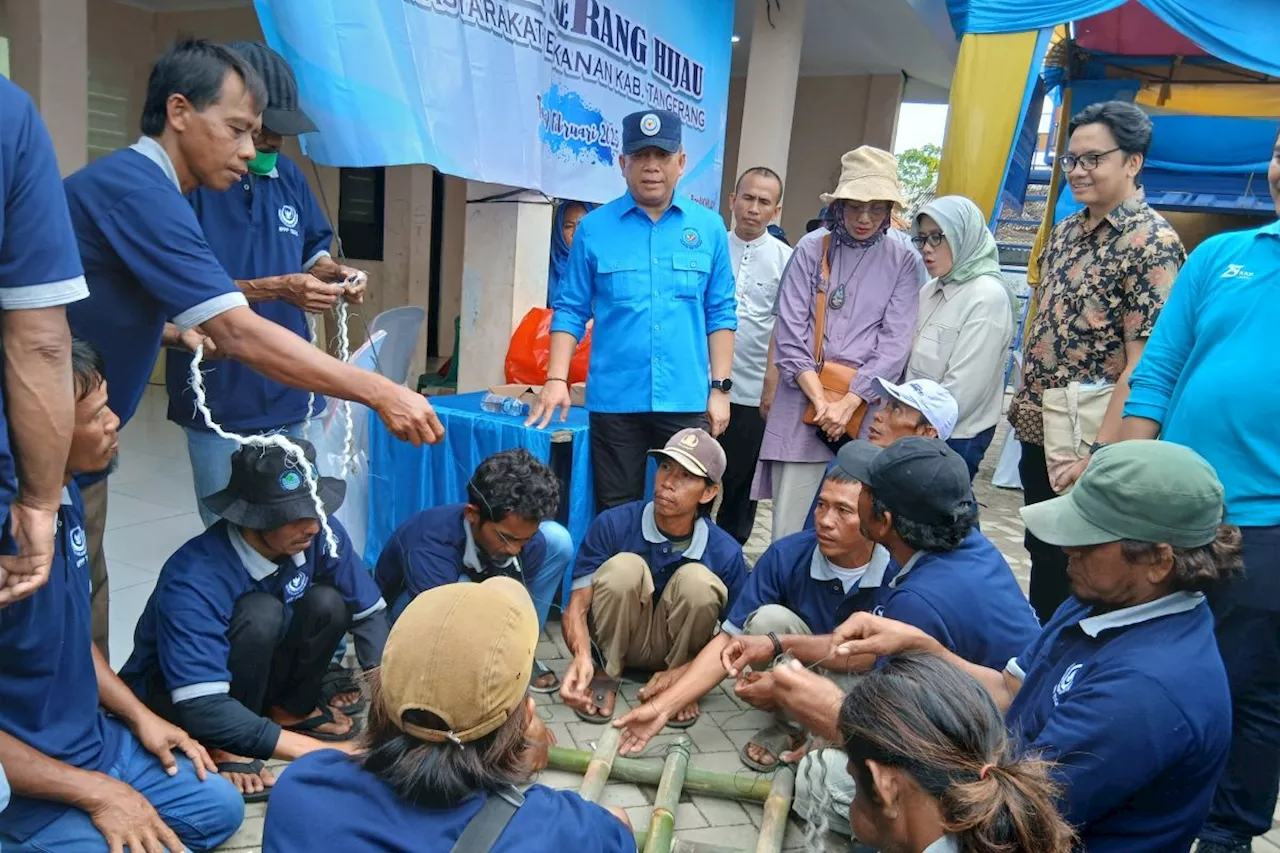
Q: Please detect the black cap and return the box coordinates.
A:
[622,110,681,155]
[203,439,345,530]
[228,41,317,136]
[836,437,974,526]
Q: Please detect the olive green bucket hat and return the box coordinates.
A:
[1020,441,1224,548]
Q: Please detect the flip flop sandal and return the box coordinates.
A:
[320,664,367,714]
[282,705,363,742]
[739,723,805,773]
[572,674,619,724]
[665,706,700,729]
[216,759,272,803]
[529,659,560,694]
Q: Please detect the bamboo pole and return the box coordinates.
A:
[548,746,773,802]
[579,726,621,803]
[643,737,692,853]
[754,765,795,853]
[629,831,745,853]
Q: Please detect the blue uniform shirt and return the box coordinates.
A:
[0,486,124,841]
[64,137,248,448]
[1006,593,1230,853]
[1126,220,1280,530]
[167,155,333,433]
[375,504,550,603]
[876,529,1040,670]
[263,749,635,852]
[120,518,384,705]
[722,530,892,635]
[0,80,89,553]
[551,192,737,413]
[572,501,746,607]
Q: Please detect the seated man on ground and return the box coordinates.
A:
[119,440,390,802]
[615,464,891,770]
[803,376,957,531]
[0,339,243,852]
[262,577,637,852]
[559,429,747,725]
[830,441,1235,852]
[375,447,573,692]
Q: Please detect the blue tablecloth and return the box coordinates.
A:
[365,393,593,590]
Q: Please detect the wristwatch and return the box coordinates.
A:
[711,378,733,393]
[1090,441,1111,455]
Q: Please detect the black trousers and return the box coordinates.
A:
[1019,441,1071,625]
[716,403,766,544]
[227,585,349,717]
[590,411,708,512]
[1202,525,1280,846]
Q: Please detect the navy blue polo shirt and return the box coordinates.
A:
[876,529,1040,670]
[167,155,333,433]
[120,517,384,705]
[1005,593,1230,853]
[64,137,248,462]
[0,79,89,553]
[375,504,550,606]
[722,530,892,635]
[263,749,635,852]
[572,501,746,607]
[0,486,123,841]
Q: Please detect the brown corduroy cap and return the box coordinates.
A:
[380,577,538,744]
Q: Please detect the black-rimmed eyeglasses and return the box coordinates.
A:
[1061,147,1122,172]
[911,232,946,249]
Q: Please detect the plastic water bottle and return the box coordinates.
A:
[481,392,529,417]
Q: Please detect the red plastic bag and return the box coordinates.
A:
[505,308,592,385]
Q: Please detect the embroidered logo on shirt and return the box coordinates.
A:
[682,228,702,249]
[1052,662,1083,706]
[279,471,302,492]
[284,572,309,602]
[872,605,886,617]
[1220,264,1254,280]
[639,113,661,136]
[278,204,300,229]
[70,525,87,558]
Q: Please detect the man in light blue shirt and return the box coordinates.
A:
[1119,129,1280,853]
[529,109,737,511]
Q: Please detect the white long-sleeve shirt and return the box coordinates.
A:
[906,273,1014,439]
[728,230,792,406]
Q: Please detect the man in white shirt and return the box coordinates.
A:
[718,167,793,543]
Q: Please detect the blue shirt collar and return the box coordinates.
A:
[61,487,73,506]
[810,543,891,589]
[889,550,925,587]
[1257,218,1280,238]
[461,515,516,574]
[641,501,708,560]
[1077,591,1205,638]
[228,524,307,582]
[129,136,181,192]
[619,190,685,220]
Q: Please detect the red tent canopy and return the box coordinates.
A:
[1075,1,1208,57]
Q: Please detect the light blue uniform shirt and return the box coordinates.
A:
[1125,219,1280,528]
[551,192,737,413]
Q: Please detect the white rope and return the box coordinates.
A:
[189,345,340,557]
[334,271,366,478]
[303,313,318,434]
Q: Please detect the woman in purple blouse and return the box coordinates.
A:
[754,147,921,539]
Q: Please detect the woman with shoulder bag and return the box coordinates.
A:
[753,146,921,540]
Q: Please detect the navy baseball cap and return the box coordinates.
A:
[836,437,974,526]
[622,110,682,155]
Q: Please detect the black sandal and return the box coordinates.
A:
[321,664,367,714]
[281,705,362,742]
[216,759,272,803]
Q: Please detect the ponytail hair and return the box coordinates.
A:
[838,653,1075,853]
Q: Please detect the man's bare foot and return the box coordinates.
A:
[271,704,354,737]
[743,725,806,769]
[329,688,361,710]
[672,700,700,724]
[210,748,275,796]
[576,669,617,721]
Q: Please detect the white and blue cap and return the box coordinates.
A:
[872,377,958,441]
[622,109,682,155]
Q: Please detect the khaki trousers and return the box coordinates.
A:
[81,477,110,661]
[769,461,828,541]
[590,553,727,677]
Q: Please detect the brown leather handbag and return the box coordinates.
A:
[802,235,867,439]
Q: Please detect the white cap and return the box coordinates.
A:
[872,377,959,441]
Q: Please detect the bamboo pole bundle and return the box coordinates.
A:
[547,746,773,802]
[754,765,795,853]
[579,726,622,803]
[629,831,746,853]
[643,737,692,853]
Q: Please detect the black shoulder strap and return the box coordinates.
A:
[449,786,526,853]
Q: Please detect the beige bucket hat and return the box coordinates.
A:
[820,145,906,207]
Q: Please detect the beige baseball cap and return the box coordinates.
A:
[648,428,727,484]
[379,576,538,744]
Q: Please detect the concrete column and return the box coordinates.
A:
[456,184,552,393]
[863,73,906,151]
[9,0,89,175]
[435,175,468,365]
[734,0,806,187]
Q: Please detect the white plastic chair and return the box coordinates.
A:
[367,306,425,386]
